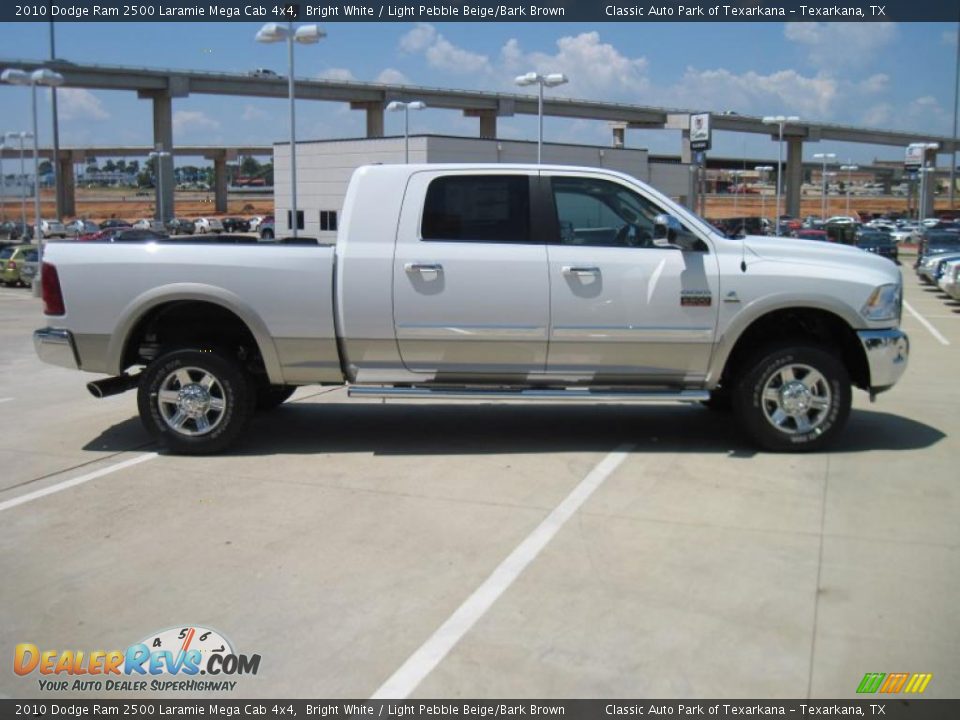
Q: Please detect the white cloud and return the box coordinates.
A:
[399,23,491,75]
[172,110,220,134]
[241,104,268,122]
[55,88,109,121]
[502,32,650,97]
[399,24,437,53]
[861,103,893,127]
[663,67,838,118]
[376,68,411,85]
[318,68,356,81]
[857,73,889,94]
[784,22,896,68]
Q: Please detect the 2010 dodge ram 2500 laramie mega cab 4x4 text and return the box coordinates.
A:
[34,164,909,454]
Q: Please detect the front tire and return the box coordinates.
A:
[137,348,255,455]
[733,343,851,452]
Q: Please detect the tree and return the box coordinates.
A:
[103,160,117,173]
[38,160,53,176]
[116,159,127,172]
[240,156,261,176]
[128,160,139,173]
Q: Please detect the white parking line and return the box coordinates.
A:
[904,301,951,346]
[0,452,159,513]
[371,444,635,700]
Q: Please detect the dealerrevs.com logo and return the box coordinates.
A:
[14,626,261,693]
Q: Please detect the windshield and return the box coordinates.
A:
[0,248,14,259]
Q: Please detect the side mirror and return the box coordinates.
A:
[653,213,699,251]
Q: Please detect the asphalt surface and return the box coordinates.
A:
[0,260,957,700]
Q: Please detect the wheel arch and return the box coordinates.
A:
[108,284,284,384]
[713,304,869,393]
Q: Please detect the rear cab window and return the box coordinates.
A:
[421,175,531,243]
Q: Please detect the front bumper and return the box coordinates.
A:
[858,328,909,394]
[34,327,80,370]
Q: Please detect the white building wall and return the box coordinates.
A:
[274,136,695,240]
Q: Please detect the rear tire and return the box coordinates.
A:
[733,343,851,452]
[261,229,274,240]
[137,348,255,455]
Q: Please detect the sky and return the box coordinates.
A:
[0,20,957,167]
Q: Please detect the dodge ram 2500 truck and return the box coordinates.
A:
[34,164,909,454]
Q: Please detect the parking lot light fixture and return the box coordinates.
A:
[762,115,800,233]
[515,72,568,164]
[256,22,326,239]
[0,142,6,223]
[148,149,171,224]
[755,165,774,224]
[840,164,858,215]
[3,67,64,289]
[386,101,427,164]
[5,131,32,235]
[813,152,837,220]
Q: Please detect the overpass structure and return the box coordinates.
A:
[0,144,271,215]
[1,58,956,219]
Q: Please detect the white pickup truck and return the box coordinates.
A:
[34,164,908,454]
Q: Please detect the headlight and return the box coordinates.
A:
[861,283,902,323]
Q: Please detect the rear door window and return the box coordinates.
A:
[421,175,531,243]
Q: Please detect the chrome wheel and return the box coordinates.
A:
[156,366,227,437]
[760,363,832,436]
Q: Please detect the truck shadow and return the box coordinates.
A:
[83,403,944,457]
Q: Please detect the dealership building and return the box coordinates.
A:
[272,135,696,241]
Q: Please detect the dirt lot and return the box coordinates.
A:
[1,188,952,226]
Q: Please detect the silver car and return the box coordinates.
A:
[18,248,39,287]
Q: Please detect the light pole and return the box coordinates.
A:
[729,169,745,215]
[514,72,568,164]
[255,22,325,239]
[386,101,426,163]
[3,67,64,282]
[149,148,171,224]
[840,163,858,216]
[813,152,836,220]
[0,142,6,223]
[761,115,800,233]
[5,131,32,235]
[755,165,773,226]
[918,165,936,222]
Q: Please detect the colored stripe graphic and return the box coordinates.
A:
[857,673,885,694]
[879,673,909,693]
[904,674,933,694]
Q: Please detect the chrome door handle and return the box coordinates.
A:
[562,266,600,276]
[405,262,443,273]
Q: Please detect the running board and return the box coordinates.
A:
[348,386,710,403]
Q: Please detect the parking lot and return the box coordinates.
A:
[0,263,957,700]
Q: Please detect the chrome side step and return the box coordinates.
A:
[348,386,709,403]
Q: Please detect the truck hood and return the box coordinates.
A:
[741,235,900,283]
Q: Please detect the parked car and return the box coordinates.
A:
[37,219,67,239]
[66,220,100,237]
[0,244,37,286]
[0,221,32,241]
[794,230,828,242]
[221,217,251,232]
[100,219,133,230]
[79,228,168,243]
[166,218,195,235]
[248,216,265,232]
[915,231,960,270]
[249,68,280,78]
[919,251,960,286]
[258,217,275,240]
[133,218,167,233]
[938,259,960,300]
[194,217,224,234]
[19,248,39,286]
[855,231,897,263]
